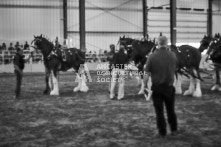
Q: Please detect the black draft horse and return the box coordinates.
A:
[31,35,89,95]
[200,33,221,91]
[119,34,203,97]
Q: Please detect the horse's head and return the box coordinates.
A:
[118,35,134,48]
[207,36,221,58]
[199,35,213,52]
[31,35,54,57]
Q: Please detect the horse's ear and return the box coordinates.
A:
[34,35,36,38]
[123,35,125,38]
[159,32,162,36]
[218,33,220,37]
[153,38,155,43]
[40,34,42,38]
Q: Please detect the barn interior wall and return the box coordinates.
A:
[212,0,221,35]
[68,0,143,52]
[0,0,63,46]
[1,0,221,52]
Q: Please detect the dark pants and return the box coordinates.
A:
[15,69,22,97]
[151,84,177,136]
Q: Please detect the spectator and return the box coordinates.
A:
[24,41,29,50]
[2,43,6,50]
[8,43,15,51]
[15,42,20,48]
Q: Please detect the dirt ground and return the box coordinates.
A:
[0,72,221,147]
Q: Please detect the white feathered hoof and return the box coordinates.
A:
[73,87,81,92]
[175,88,182,95]
[136,77,141,86]
[183,90,194,96]
[80,85,89,92]
[193,90,202,98]
[50,90,59,96]
[138,90,144,95]
[211,84,219,91]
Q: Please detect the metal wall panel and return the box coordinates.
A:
[67,0,143,52]
[212,0,221,35]
[147,0,208,44]
[0,0,62,45]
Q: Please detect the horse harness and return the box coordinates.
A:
[46,46,72,62]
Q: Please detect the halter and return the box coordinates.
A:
[31,36,59,60]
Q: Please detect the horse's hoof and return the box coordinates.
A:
[211,85,219,91]
[175,90,182,95]
[50,90,59,95]
[183,90,194,96]
[80,86,89,92]
[193,91,202,97]
[138,90,144,95]
[73,87,80,92]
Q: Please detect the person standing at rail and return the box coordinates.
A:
[13,47,31,99]
[143,35,178,137]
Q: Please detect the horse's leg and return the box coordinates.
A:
[211,68,220,91]
[175,74,182,94]
[79,65,89,92]
[191,69,202,97]
[73,72,82,92]
[48,73,53,90]
[144,76,152,101]
[183,76,195,96]
[50,70,59,95]
[43,68,50,94]
[193,78,202,97]
[138,71,144,95]
[136,75,142,86]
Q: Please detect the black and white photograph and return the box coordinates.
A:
[0,0,221,146]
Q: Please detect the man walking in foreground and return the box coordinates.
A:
[144,36,178,137]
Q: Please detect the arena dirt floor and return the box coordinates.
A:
[0,71,221,147]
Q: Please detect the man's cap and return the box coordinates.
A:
[157,36,168,46]
[110,44,115,48]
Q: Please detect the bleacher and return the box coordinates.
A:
[0,49,43,64]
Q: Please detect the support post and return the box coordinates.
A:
[170,0,176,45]
[207,0,212,36]
[63,0,67,39]
[79,0,86,52]
[143,0,147,38]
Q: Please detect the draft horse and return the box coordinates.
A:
[119,35,203,97]
[200,33,221,91]
[118,36,156,95]
[31,35,89,95]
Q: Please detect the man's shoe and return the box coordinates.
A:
[153,132,166,138]
[170,130,178,136]
[117,97,124,100]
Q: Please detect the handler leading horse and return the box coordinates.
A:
[200,33,221,91]
[32,35,89,95]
